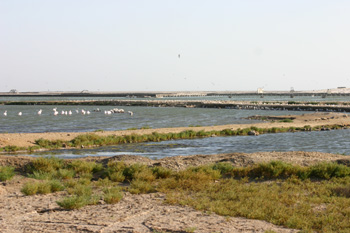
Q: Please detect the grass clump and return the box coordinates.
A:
[248,161,298,179]
[68,160,103,175]
[67,183,92,196]
[35,138,65,149]
[279,118,293,123]
[103,187,123,204]
[129,179,155,194]
[105,161,126,182]
[21,180,64,195]
[27,156,64,173]
[21,182,38,195]
[309,162,350,179]
[2,145,25,152]
[56,195,92,210]
[0,166,15,181]
[55,168,76,180]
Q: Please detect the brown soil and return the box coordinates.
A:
[1,112,349,232]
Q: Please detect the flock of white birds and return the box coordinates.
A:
[2,108,133,117]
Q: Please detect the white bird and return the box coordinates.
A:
[86,111,90,115]
[4,111,7,116]
[76,109,79,113]
[18,112,22,116]
[68,110,72,115]
[128,111,133,116]
[61,110,65,115]
[53,110,59,116]
[38,109,42,115]
[65,111,68,115]
[81,109,86,115]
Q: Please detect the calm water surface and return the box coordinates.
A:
[1,96,349,158]
[27,129,350,159]
[0,105,307,133]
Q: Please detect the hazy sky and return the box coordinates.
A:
[1,1,350,92]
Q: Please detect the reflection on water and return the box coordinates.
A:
[24,129,350,159]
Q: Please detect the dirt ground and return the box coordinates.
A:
[1,112,350,232]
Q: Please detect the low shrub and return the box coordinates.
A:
[211,162,235,175]
[21,180,64,195]
[103,187,123,204]
[309,162,350,179]
[0,166,15,181]
[28,171,55,180]
[129,179,155,194]
[279,118,293,123]
[248,161,298,179]
[68,160,102,175]
[56,168,76,180]
[28,157,64,173]
[152,166,173,179]
[56,195,91,210]
[21,182,38,195]
[67,184,92,196]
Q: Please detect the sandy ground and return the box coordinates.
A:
[1,112,350,232]
[0,112,349,149]
[3,151,349,233]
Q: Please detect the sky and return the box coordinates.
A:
[1,1,350,92]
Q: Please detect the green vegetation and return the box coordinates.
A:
[94,129,104,132]
[21,180,64,195]
[278,118,293,123]
[1,124,349,153]
[16,156,350,231]
[0,145,26,152]
[127,126,152,130]
[0,166,15,181]
[103,187,123,204]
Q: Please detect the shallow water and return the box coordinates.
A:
[0,105,307,133]
[26,129,350,159]
[1,95,349,158]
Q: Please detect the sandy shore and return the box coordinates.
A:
[1,112,349,149]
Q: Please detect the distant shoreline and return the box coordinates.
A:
[1,87,350,98]
[2,99,350,112]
